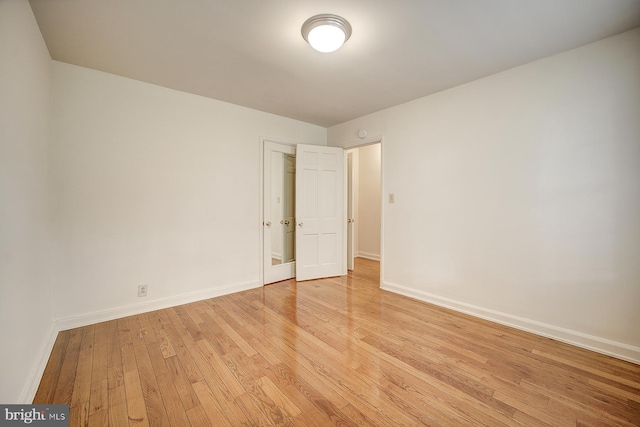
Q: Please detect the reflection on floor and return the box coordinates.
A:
[34,257,640,426]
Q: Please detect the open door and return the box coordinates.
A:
[263,141,296,284]
[282,154,296,263]
[295,144,345,281]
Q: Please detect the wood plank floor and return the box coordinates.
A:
[34,258,640,426]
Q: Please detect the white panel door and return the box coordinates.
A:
[295,144,345,281]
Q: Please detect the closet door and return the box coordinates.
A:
[263,141,296,284]
[295,144,345,281]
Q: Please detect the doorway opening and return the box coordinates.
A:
[346,142,381,281]
[262,140,346,285]
[263,141,297,284]
[261,138,381,286]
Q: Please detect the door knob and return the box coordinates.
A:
[264,221,271,227]
[298,222,303,227]
[284,219,290,226]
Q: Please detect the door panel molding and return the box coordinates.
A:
[295,144,345,281]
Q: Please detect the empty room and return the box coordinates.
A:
[1,0,639,425]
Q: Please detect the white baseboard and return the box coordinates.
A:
[356,251,380,261]
[20,323,59,403]
[382,280,640,365]
[55,279,261,331]
[23,279,261,403]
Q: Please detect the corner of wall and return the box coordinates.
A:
[20,324,59,403]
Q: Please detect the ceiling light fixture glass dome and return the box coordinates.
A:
[301,14,352,53]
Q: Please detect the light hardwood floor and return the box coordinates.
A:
[34,258,640,426]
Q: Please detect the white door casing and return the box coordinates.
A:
[347,151,355,271]
[295,144,345,281]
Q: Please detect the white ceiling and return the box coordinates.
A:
[29,0,640,127]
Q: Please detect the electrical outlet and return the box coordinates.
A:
[138,285,148,297]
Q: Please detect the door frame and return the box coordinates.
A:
[346,151,355,271]
[259,135,384,286]
[338,135,384,286]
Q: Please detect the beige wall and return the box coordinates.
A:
[0,0,54,403]
[356,144,381,260]
[329,28,640,362]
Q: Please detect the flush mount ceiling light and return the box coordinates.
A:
[301,14,352,53]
